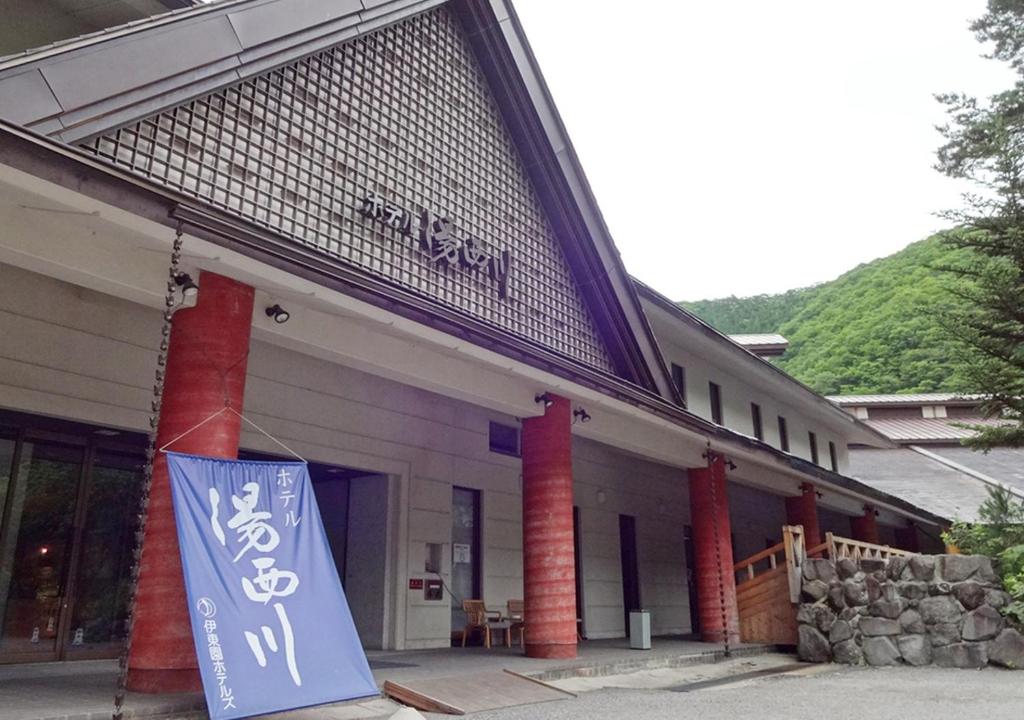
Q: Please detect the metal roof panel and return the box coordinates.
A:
[864,417,1009,442]
[829,392,984,405]
[728,333,789,346]
[848,448,994,522]
[39,15,243,112]
[928,446,1024,495]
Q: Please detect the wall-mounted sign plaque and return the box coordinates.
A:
[358,192,511,299]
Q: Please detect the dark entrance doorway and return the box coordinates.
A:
[684,524,700,636]
[619,514,640,636]
[0,412,145,664]
[240,451,390,650]
[573,506,583,639]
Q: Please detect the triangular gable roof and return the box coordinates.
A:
[0,0,678,401]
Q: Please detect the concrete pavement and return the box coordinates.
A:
[471,664,1024,720]
[5,651,1021,720]
[0,639,767,720]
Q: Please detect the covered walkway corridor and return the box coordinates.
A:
[0,637,773,720]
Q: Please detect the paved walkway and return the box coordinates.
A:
[471,664,1024,720]
[0,638,768,720]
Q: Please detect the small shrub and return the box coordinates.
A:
[943,486,1024,628]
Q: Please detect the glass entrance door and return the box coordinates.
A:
[0,426,144,664]
[65,449,144,658]
[0,439,84,661]
[450,487,481,637]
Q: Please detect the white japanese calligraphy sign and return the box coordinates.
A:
[167,453,377,720]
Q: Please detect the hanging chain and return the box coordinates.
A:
[705,444,731,658]
[113,230,183,720]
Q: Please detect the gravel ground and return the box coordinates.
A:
[462,664,1024,720]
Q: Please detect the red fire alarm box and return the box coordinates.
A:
[408,578,424,590]
[424,578,443,601]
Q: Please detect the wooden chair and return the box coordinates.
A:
[460,599,507,648]
[506,599,525,648]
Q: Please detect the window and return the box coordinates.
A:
[808,431,819,465]
[488,421,519,456]
[778,416,789,452]
[671,363,687,407]
[708,382,723,425]
[750,403,763,440]
[829,441,838,472]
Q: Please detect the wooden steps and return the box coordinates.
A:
[733,526,804,645]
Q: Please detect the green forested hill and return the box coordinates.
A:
[681,235,972,396]
[685,288,812,335]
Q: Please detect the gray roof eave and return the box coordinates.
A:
[0,0,446,143]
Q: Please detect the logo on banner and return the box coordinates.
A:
[197,598,217,618]
[167,453,377,720]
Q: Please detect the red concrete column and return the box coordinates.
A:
[128,272,255,693]
[521,394,577,659]
[785,482,821,549]
[850,506,880,545]
[688,453,740,644]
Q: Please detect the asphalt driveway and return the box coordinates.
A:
[466,663,1024,720]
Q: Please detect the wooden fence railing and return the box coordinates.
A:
[733,525,806,602]
[733,526,913,645]
[807,532,913,563]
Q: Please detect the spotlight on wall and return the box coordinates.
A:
[173,272,199,300]
[573,407,591,424]
[265,304,291,324]
[534,392,554,408]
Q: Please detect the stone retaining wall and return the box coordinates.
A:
[797,554,1024,669]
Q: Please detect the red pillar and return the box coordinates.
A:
[785,482,821,549]
[521,394,577,659]
[850,506,880,545]
[128,272,255,693]
[688,453,739,644]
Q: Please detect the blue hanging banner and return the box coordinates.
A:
[166,452,378,720]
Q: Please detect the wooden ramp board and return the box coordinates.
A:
[383,670,572,715]
[737,565,798,645]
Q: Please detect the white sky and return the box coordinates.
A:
[512,1,1015,301]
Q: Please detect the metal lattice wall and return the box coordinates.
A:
[82,7,614,372]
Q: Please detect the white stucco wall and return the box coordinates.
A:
[653,332,848,474]
[572,438,691,639]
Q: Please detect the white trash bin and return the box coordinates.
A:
[629,610,651,650]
